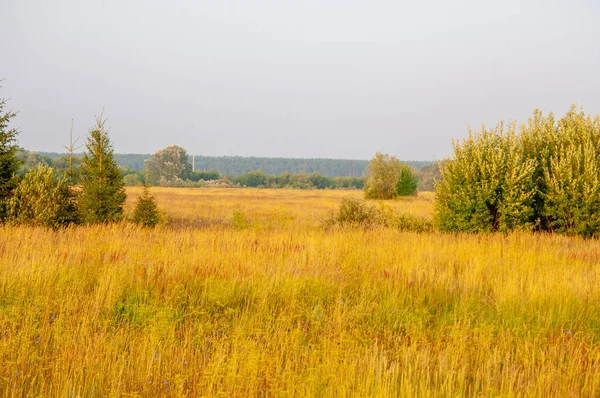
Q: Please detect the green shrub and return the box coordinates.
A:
[325,197,433,232]
[7,165,79,228]
[325,198,385,228]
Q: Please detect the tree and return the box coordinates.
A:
[0,88,20,221]
[146,145,192,186]
[435,122,536,233]
[396,164,418,196]
[132,185,161,227]
[364,152,402,199]
[535,106,600,237]
[79,113,126,223]
[435,105,600,237]
[7,165,78,228]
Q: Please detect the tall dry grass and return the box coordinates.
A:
[0,188,598,396]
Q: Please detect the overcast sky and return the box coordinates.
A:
[2,0,599,159]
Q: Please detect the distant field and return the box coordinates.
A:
[124,187,436,229]
[1,188,599,396]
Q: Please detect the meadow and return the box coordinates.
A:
[1,188,599,396]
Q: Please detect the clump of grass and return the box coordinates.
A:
[232,209,249,230]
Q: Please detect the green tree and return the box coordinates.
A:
[146,145,192,186]
[79,113,126,223]
[0,90,20,221]
[7,165,78,228]
[539,106,600,237]
[396,164,418,196]
[364,152,402,199]
[435,122,536,233]
[132,185,161,227]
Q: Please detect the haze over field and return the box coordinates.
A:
[2,0,600,159]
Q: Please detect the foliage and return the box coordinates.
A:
[15,149,54,175]
[435,123,536,233]
[122,171,143,187]
[396,163,418,196]
[146,145,192,186]
[416,161,442,192]
[79,114,127,223]
[131,185,161,227]
[190,169,221,181]
[365,152,415,199]
[0,93,20,221]
[325,197,387,228]
[526,106,600,237]
[326,197,434,232]
[51,154,82,183]
[436,105,600,237]
[7,165,79,228]
[236,170,269,187]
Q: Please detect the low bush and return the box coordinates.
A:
[325,197,433,232]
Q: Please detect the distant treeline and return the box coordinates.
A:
[23,150,439,191]
[38,152,431,177]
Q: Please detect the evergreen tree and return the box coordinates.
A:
[396,164,418,196]
[0,91,20,221]
[79,113,126,223]
[132,185,161,227]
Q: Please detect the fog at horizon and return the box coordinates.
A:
[2,0,599,160]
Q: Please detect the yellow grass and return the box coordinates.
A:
[1,188,599,396]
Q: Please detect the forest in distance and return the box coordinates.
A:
[18,149,440,191]
[35,151,432,176]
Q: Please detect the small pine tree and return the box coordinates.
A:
[7,165,79,228]
[132,185,161,227]
[0,90,20,221]
[79,113,126,223]
[396,164,418,196]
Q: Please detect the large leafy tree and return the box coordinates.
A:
[364,152,402,199]
[435,122,536,233]
[79,113,126,223]
[436,105,600,237]
[0,89,20,221]
[146,145,192,186]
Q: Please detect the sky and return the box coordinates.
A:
[2,0,599,160]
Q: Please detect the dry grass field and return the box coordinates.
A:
[1,188,599,396]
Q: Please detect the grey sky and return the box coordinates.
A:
[2,0,599,160]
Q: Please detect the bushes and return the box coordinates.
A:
[436,105,600,237]
[7,165,79,228]
[364,153,417,199]
[325,197,433,232]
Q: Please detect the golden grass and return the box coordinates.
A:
[1,188,599,396]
